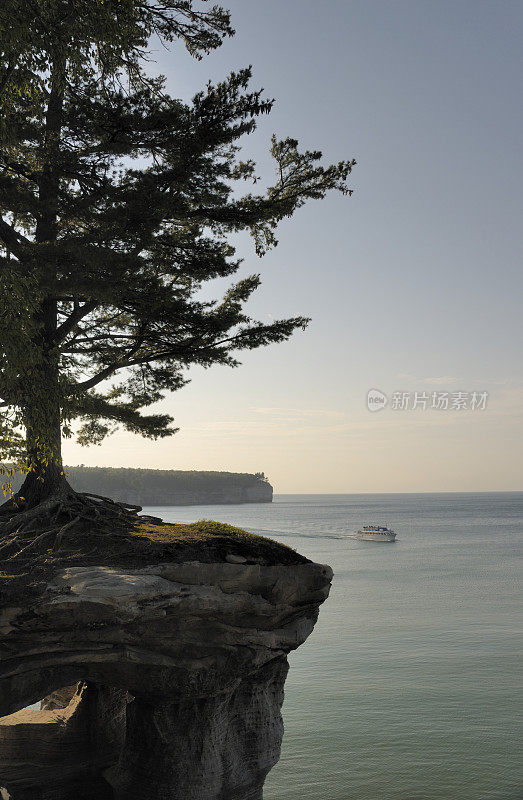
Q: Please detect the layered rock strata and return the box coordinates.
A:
[0,556,332,799]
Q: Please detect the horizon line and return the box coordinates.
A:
[272,489,523,495]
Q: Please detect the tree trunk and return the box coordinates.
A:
[18,299,69,507]
[16,54,68,509]
[20,399,67,506]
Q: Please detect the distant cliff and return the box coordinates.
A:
[56,467,274,506]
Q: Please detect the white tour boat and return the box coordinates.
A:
[356,525,396,542]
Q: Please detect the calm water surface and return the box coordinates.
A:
[144,493,523,800]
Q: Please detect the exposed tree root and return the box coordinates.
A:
[0,488,143,572]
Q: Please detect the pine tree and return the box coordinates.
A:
[0,1,354,540]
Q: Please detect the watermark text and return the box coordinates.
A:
[367,389,488,412]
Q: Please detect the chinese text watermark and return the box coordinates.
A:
[366,389,488,412]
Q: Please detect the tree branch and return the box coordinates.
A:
[0,54,16,99]
[54,300,99,344]
[0,217,32,259]
[0,157,39,184]
[74,333,146,390]
[74,360,134,391]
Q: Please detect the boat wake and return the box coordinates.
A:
[248,527,352,541]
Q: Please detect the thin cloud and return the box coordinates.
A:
[425,375,457,385]
[396,372,457,385]
[250,406,344,419]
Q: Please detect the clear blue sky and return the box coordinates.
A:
[65,0,523,492]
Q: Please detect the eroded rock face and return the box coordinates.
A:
[0,682,126,799]
[0,559,332,799]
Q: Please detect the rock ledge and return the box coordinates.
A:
[0,541,332,800]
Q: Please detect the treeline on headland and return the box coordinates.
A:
[29,467,273,506]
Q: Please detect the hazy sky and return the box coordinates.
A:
[64,0,523,492]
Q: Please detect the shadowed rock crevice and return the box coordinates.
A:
[0,535,332,799]
[0,682,126,799]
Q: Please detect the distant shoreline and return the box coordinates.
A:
[9,466,274,506]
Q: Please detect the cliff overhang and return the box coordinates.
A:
[0,521,332,800]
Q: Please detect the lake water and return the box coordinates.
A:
[143,493,523,800]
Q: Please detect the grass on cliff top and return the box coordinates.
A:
[132,518,298,561]
[134,518,275,545]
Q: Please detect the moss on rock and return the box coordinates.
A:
[132,518,300,564]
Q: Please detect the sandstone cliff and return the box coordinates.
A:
[0,522,331,800]
[7,468,274,506]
